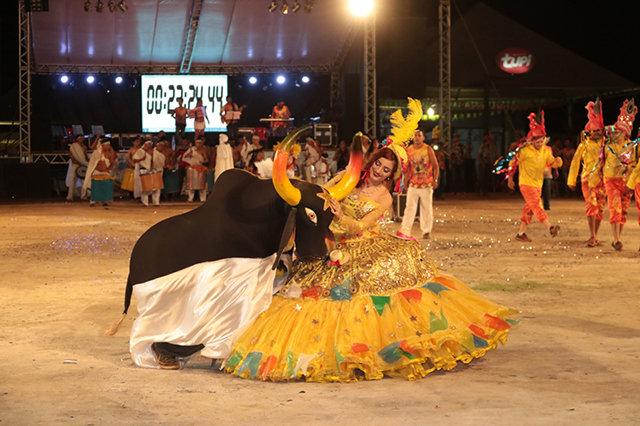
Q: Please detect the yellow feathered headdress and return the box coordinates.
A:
[382,97,423,182]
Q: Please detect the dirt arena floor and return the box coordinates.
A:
[1,194,639,425]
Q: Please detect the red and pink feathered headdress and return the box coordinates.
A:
[584,98,604,131]
[526,110,546,139]
[614,99,637,138]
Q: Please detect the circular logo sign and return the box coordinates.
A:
[496,48,535,74]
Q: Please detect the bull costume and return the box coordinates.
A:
[567,98,607,247]
[603,99,637,251]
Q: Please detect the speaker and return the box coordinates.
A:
[313,123,333,146]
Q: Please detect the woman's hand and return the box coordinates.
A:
[329,198,343,220]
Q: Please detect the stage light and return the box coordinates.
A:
[433,144,439,151]
[107,0,116,12]
[83,0,91,12]
[60,75,69,84]
[427,107,435,119]
[301,75,310,84]
[95,0,104,12]
[86,75,95,84]
[248,76,258,85]
[276,75,286,84]
[117,0,128,12]
[268,1,278,12]
[304,0,313,13]
[115,76,123,84]
[282,0,289,14]
[347,0,374,17]
[291,0,301,12]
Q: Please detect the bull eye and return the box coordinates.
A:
[304,207,318,225]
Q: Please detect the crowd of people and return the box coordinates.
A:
[66,97,638,251]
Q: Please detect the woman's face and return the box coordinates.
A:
[369,156,395,184]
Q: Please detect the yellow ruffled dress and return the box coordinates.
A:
[225,195,518,382]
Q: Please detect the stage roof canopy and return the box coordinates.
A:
[30,0,356,74]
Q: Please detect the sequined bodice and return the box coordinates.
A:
[342,194,381,221]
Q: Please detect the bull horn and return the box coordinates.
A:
[272,125,311,206]
[326,132,364,201]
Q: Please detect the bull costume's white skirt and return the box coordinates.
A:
[130,254,280,369]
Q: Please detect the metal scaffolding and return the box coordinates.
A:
[18,0,32,163]
[438,0,451,154]
[330,24,356,110]
[179,0,204,74]
[363,15,377,139]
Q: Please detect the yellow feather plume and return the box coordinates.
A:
[390,97,423,146]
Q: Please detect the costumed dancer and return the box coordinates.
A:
[189,98,209,141]
[603,99,637,251]
[183,137,209,202]
[567,98,607,247]
[133,140,165,207]
[214,133,234,182]
[626,151,640,251]
[507,111,562,242]
[65,135,89,201]
[224,98,518,382]
[399,119,440,240]
[120,137,141,193]
[83,140,117,207]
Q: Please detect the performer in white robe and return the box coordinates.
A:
[66,136,89,201]
[214,133,234,182]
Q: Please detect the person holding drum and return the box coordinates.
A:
[133,140,165,207]
[183,136,210,203]
[66,135,89,201]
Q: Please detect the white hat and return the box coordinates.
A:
[219,134,229,143]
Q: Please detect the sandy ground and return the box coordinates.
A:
[1,195,639,425]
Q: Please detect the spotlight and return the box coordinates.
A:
[304,0,313,13]
[348,0,374,18]
[301,75,310,84]
[282,0,289,14]
[83,0,91,12]
[60,75,69,84]
[86,75,95,84]
[427,107,435,118]
[117,0,128,12]
[248,76,258,85]
[291,0,301,13]
[115,76,123,84]
[107,0,116,12]
[268,1,278,13]
[95,0,104,12]
[276,75,286,84]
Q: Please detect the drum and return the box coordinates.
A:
[76,166,87,179]
[140,171,164,192]
[186,167,207,190]
[162,169,181,194]
[120,168,135,192]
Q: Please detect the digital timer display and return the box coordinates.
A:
[140,74,228,133]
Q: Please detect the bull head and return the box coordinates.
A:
[272,127,363,261]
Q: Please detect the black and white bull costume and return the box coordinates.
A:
[107,126,364,368]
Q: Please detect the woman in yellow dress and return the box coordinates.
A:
[224,100,518,382]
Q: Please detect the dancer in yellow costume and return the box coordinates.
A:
[224,99,518,382]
